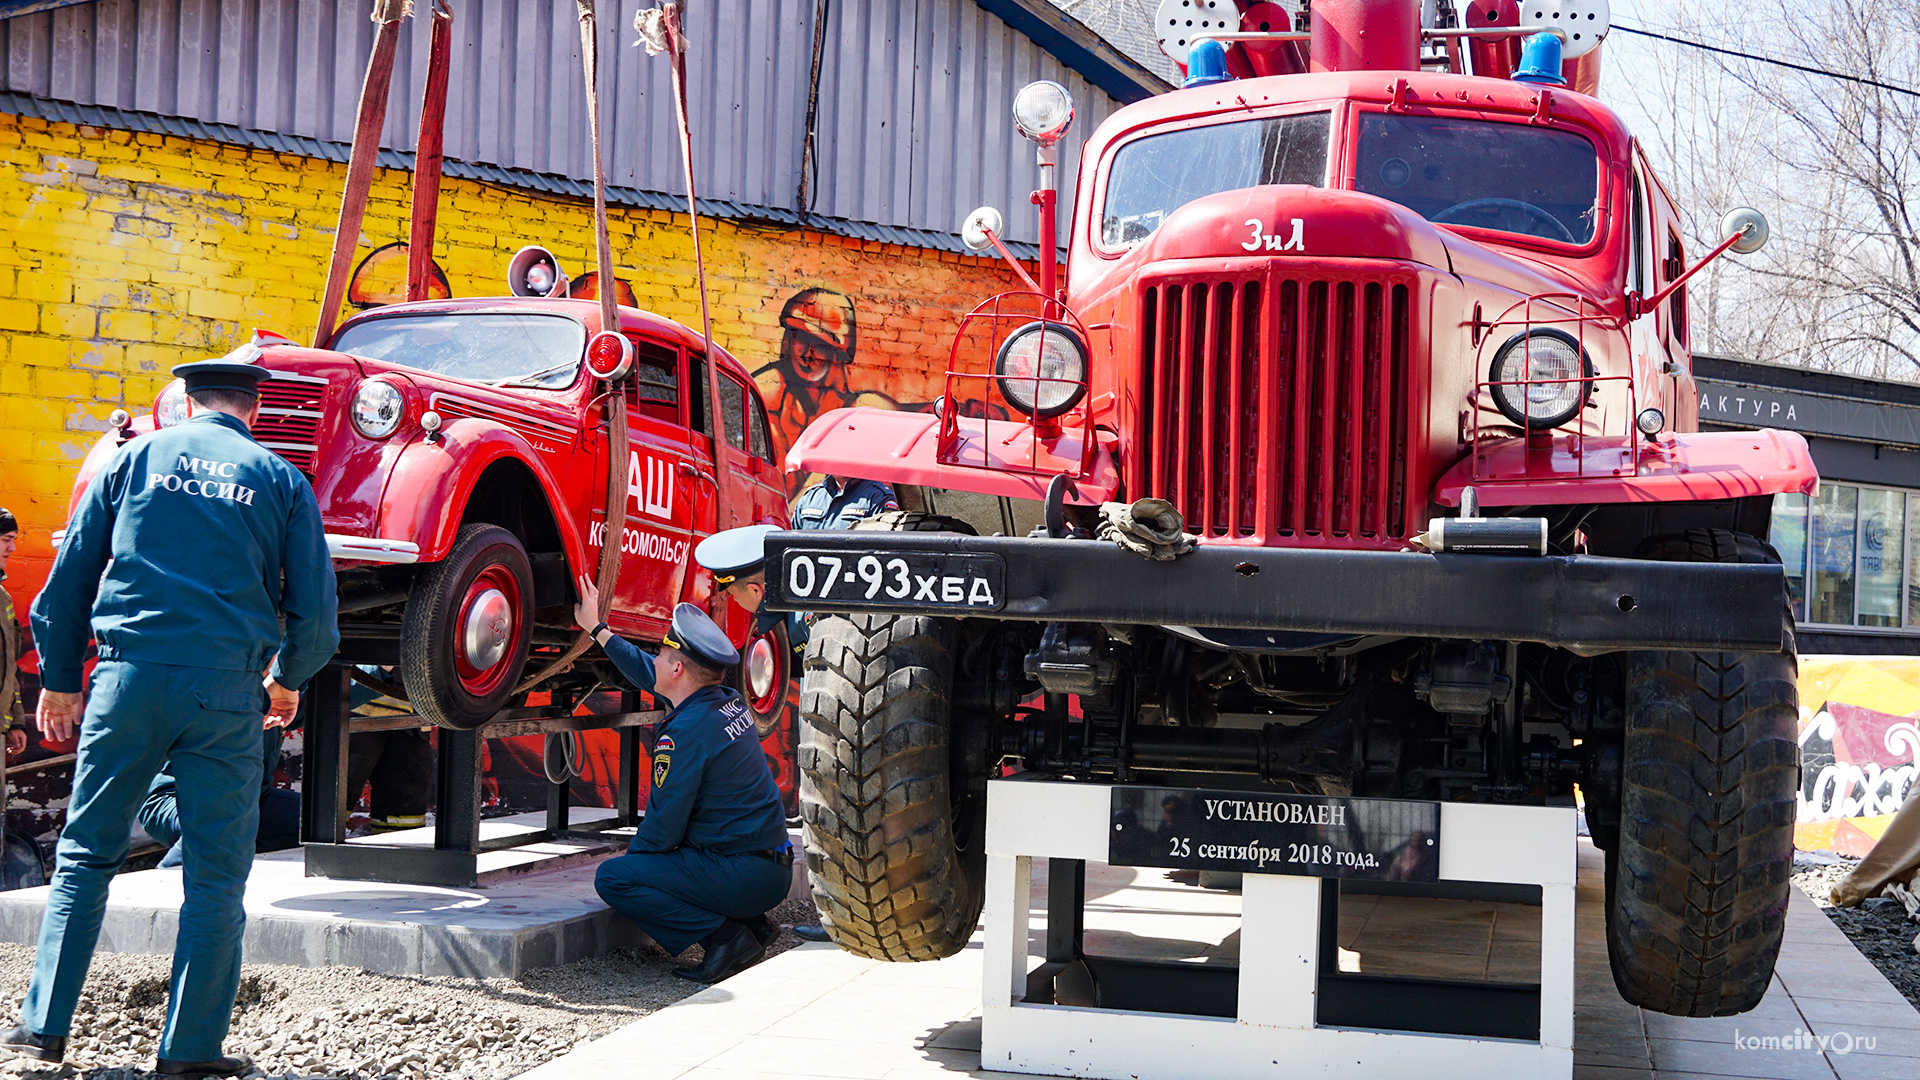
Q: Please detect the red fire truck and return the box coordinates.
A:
[63,275,795,745]
[762,0,1813,1018]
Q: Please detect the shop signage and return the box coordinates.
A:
[1697,379,1920,446]
[1108,786,1440,881]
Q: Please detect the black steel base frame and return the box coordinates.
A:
[299,665,659,888]
[1025,860,1543,1041]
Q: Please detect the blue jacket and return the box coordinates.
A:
[601,638,787,855]
[32,411,339,693]
[791,476,898,531]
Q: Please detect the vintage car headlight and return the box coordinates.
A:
[351,379,405,439]
[153,379,190,428]
[1012,80,1075,146]
[1488,329,1592,430]
[994,321,1088,419]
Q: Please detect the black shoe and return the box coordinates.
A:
[793,922,832,943]
[744,913,778,946]
[155,1052,254,1077]
[673,925,767,984]
[0,1025,64,1063]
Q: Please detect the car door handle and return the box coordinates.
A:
[677,461,717,486]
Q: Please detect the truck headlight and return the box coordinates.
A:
[153,379,190,428]
[1488,329,1592,430]
[995,322,1088,420]
[1012,80,1075,146]
[351,379,405,439]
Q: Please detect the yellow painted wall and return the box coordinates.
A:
[0,110,1028,612]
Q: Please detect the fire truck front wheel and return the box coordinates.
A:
[399,523,536,730]
[1605,529,1799,1016]
[798,511,985,961]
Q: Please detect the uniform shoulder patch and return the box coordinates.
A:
[653,753,671,788]
[654,734,675,753]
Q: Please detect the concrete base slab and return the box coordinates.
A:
[515,838,1920,1080]
[0,816,809,979]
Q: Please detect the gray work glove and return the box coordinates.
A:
[1096,498,1197,561]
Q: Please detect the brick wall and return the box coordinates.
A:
[0,110,1029,613]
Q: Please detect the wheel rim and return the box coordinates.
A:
[453,564,520,696]
[746,634,783,715]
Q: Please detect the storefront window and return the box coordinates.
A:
[1858,488,1906,627]
[1811,484,1858,625]
[1910,495,1920,627]
[1771,492,1809,622]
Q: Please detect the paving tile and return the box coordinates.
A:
[1790,997,1920,1031]
[924,1017,981,1052]
[569,1024,749,1068]
[1573,1066,1653,1080]
[1797,1020,1920,1057]
[1577,1043,1653,1069]
[1648,1034,1842,1079]
[704,1033,925,1079]
[760,1004,978,1046]
[1826,1051,1920,1080]
[877,1046,980,1077]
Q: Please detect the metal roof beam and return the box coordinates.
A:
[0,0,97,19]
[973,0,1171,103]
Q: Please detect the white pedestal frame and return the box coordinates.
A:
[980,776,1576,1080]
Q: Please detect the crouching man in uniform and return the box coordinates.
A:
[8,358,337,1077]
[575,581,791,983]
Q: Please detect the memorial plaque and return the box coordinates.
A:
[1108,786,1441,882]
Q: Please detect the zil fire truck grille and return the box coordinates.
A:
[1139,276,1413,543]
[254,374,326,475]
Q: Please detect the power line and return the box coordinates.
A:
[1613,23,1920,99]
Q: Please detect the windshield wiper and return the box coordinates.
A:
[493,360,579,388]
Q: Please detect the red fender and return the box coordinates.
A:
[786,407,1122,504]
[1434,429,1820,507]
[64,420,152,520]
[375,418,592,569]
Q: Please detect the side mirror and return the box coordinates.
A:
[961,206,1005,252]
[1719,207,1769,254]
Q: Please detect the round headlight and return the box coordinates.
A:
[351,379,405,439]
[1488,330,1592,430]
[1012,80,1075,146]
[153,379,190,428]
[995,322,1088,419]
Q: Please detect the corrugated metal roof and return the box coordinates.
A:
[0,88,1048,259]
[0,0,1143,246]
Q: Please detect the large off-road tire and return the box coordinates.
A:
[399,524,535,731]
[1605,529,1799,1016]
[798,511,985,961]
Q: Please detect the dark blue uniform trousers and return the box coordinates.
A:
[595,848,791,954]
[24,661,265,1062]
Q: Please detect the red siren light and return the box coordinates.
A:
[1311,0,1421,73]
[584,330,634,381]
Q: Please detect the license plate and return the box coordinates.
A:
[779,549,1007,612]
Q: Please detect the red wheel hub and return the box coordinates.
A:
[452,564,521,696]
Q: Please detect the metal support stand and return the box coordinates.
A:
[982,776,1576,1080]
[300,664,661,888]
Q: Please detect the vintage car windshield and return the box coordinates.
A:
[1354,113,1600,245]
[332,313,586,388]
[1101,111,1331,249]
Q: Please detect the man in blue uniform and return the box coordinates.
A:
[575,583,791,983]
[8,359,337,1077]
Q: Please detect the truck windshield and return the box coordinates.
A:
[1102,112,1331,249]
[1355,113,1599,245]
[331,313,586,388]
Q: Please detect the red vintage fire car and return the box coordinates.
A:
[63,292,794,752]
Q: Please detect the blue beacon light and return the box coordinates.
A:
[1183,38,1233,88]
[1512,32,1568,86]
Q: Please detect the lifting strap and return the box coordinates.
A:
[406,0,455,303]
[514,0,629,694]
[314,0,409,347]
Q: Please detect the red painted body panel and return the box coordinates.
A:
[1435,429,1821,507]
[788,407,1122,504]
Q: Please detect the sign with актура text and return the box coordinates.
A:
[1109,787,1441,882]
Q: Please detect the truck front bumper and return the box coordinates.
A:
[760,532,1788,653]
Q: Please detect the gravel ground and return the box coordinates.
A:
[1793,857,1920,1011]
[0,894,821,1080]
